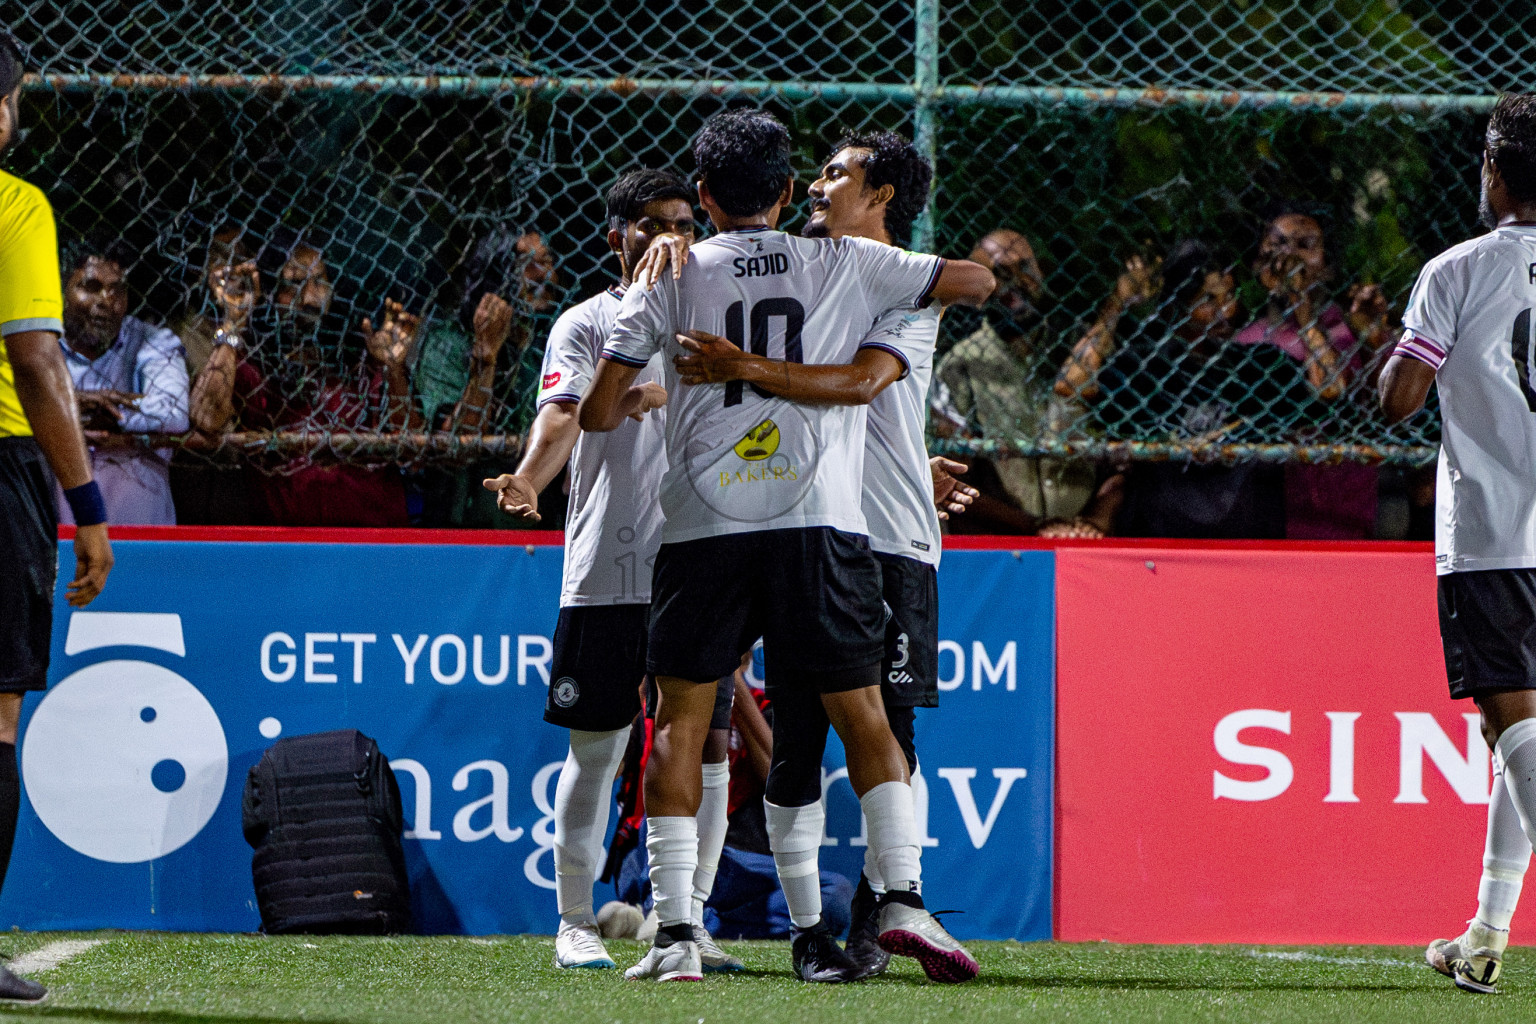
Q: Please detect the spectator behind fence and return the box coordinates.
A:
[1235,207,1393,538]
[1089,240,1316,538]
[413,230,547,528]
[932,229,1102,533]
[55,237,188,525]
[172,226,253,381]
[188,229,422,527]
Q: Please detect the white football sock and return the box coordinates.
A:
[647,815,699,929]
[861,781,922,894]
[692,760,731,925]
[1477,746,1534,946]
[862,835,886,894]
[552,728,629,926]
[766,799,824,929]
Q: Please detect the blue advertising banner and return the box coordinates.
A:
[1,540,1052,941]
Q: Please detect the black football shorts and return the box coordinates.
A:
[647,526,884,688]
[1438,568,1536,700]
[877,552,939,709]
[543,603,649,732]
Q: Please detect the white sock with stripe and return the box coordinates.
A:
[766,799,824,930]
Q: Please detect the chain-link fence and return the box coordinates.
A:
[8,1,1523,524]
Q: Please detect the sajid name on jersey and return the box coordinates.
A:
[683,408,818,524]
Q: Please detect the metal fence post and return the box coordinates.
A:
[912,0,940,253]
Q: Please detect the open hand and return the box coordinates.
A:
[482,473,541,521]
[210,260,260,328]
[626,381,668,422]
[67,522,113,607]
[1037,517,1105,539]
[77,390,143,431]
[471,292,515,364]
[634,233,693,291]
[674,330,751,385]
[1347,282,1389,325]
[362,299,422,368]
[1114,253,1162,307]
[930,456,979,520]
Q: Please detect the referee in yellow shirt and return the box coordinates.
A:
[0,32,112,1002]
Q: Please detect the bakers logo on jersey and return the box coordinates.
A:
[733,419,780,461]
[542,371,562,391]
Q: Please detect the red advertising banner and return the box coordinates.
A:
[1055,544,1523,944]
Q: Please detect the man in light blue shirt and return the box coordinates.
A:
[55,240,188,525]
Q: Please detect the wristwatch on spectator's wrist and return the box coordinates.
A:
[213,327,244,352]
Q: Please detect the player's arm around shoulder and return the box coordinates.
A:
[581,278,673,432]
[673,329,903,406]
[928,256,996,308]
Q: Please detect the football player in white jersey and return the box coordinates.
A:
[671,130,980,980]
[1380,93,1536,995]
[483,169,740,973]
[580,109,993,983]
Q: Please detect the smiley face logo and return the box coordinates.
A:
[734,419,780,461]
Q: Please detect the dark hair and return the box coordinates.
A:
[1159,239,1222,309]
[828,130,932,247]
[0,31,24,98]
[606,168,694,231]
[60,235,135,284]
[1488,93,1536,204]
[692,109,792,218]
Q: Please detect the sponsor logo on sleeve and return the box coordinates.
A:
[542,371,562,391]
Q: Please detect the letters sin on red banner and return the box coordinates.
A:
[1055,545,1520,945]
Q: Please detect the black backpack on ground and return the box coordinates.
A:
[241,729,412,934]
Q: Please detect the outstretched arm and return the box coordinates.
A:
[482,399,580,521]
[674,330,903,406]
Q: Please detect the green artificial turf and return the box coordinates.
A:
[0,933,1533,1023]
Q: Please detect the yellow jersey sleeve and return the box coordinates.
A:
[0,171,63,438]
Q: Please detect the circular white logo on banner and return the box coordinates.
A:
[22,660,228,864]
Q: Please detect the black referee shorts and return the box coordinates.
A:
[1438,568,1536,700]
[877,552,939,709]
[647,526,885,688]
[0,437,58,693]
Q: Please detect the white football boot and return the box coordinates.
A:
[624,939,703,982]
[554,920,616,969]
[875,893,979,983]
[693,924,744,972]
[1427,929,1502,994]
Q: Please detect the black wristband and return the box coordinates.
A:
[63,481,107,527]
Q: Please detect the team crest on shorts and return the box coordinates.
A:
[552,677,579,707]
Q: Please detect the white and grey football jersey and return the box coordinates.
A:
[1399,225,1536,574]
[860,303,943,567]
[536,284,666,605]
[603,229,944,543]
